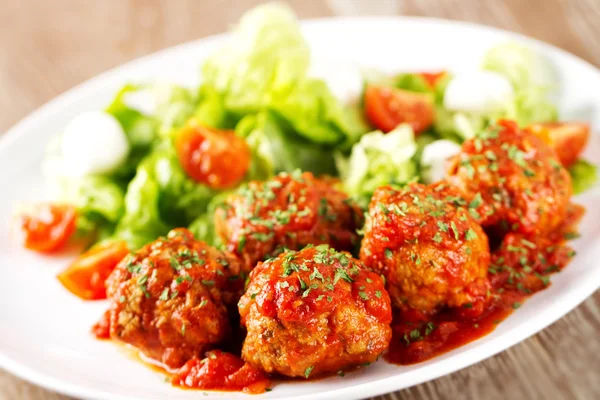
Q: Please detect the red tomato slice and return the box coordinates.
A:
[420,71,447,87]
[18,203,77,253]
[175,119,251,189]
[527,122,590,167]
[364,86,435,134]
[57,240,129,300]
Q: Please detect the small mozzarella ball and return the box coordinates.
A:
[421,140,462,183]
[308,57,364,103]
[61,111,129,177]
[444,71,514,113]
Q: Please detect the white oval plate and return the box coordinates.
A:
[1,17,600,400]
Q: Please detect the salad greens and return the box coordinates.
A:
[48,3,368,250]
[45,3,596,251]
[336,125,417,208]
[434,43,558,141]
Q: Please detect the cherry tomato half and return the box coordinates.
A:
[364,86,435,134]
[57,240,129,300]
[18,203,77,253]
[175,119,251,189]
[527,122,590,167]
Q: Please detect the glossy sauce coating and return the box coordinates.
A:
[238,245,392,378]
[447,120,572,236]
[104,228,243,369]
[360,183,490,315]
[215,171,363,271]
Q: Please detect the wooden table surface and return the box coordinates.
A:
[1,0,599,399]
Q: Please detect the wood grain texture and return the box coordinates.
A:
[1,1,599,399]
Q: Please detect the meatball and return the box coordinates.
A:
[446,119,572,236]
[105,228,244,369]
[238,245,392,378]
[215,171,363,270]
[360,183,490,314]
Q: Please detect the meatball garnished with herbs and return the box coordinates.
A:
[105,228,244,369]
[238,245,392,378]
[215,171,363,271]
[360,183,490,315]
[446,119,572,236]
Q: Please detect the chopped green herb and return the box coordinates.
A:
[450,221,459,240]
[309,267,324,282]
[384,248,393,259]
[159,288,169,301]
[465,229,477,241]
[304,366,314,378]
[437,221,449,232]
[333,268,354,284]
[564,232,580,240]
[237,235,247,253]
[298,277,307,290]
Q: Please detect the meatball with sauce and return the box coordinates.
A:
[215,171,363,271]
[238,245,392,378]
[105,228,244,369]
[446,119,572,236]
[360,183,490,315]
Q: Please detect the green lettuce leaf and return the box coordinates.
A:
[149,145,218,227]
[112,143,218,249]
[106,84,157,180]
[201,3,368,147]
[434,108,492,141]
[434,42,558,140]
[193,84,234,130]
[395,73,432,94]
[58,176,125,240]
[62,176,125,224]
[482,41,558,126]
[113,160,170,250]
[188,192,231,247]
[236,111,337,179]
[569,159,597,194]
[153,84,197,136]
[202,3,309,114]
[336,125,418,207]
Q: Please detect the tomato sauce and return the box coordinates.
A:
[172,351,270,394]
[93,317,270,393]
[385,203,584,365]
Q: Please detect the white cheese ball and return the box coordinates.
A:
[61,111,129,177]
[444,71,514,113]
[420,140,462,183]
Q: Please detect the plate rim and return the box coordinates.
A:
[1,15,599,400]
